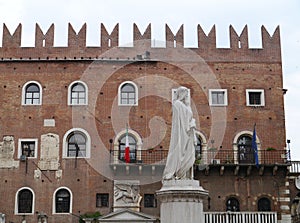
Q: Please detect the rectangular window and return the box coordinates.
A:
[96,193,109,207]
[246,89,265,106]
[209,89,228,106]
[144,194,157,208]
[18,139,38,159]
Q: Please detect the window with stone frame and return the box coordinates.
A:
[18,139,38,159]
[67,132,87,157]
[55,189,71,213]
[209,89,228,106]
[17,188,33,214]
[119,134,137,163]
[96,193,109,207]
[70,82,87,105]
[246,89,265,106]
[119,82,138,106]
[144,194,157,208]
[237,135,255,164]
[25,83,41,105]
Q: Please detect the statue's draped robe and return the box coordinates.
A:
[163,100,195,180]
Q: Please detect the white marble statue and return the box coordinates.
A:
[163,86,196,181]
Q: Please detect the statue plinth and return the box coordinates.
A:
[156,179,208,223]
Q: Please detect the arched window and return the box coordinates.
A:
[226,197,240,212]
[237,135,255,164]
[54,188,72,213]
[258,197,271,211]
[15,187,34,214]
[118,81,138,106]
[22,81,42,105]
[63,128,91,158]
[119,134,137,163]
[195,134,202,160]
[68,81,88,105]
[67,132,86,157]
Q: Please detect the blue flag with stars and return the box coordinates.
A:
[252,124,259,168]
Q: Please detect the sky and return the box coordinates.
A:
[0,0,299,159]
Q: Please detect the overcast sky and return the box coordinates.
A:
[0,0,299,159]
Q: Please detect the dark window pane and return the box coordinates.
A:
[21,141,36,157]
[67,132,87,157]
[18,189,33,213]
[144,194,157,208]
[258,197,271,211]
[226,197,240,212]
[249,92,261,105]
[195,135,202,159]
[56,189,70,213]
[238,135,255,164]
[96,193,109,207]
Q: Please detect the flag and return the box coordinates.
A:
[124,125,130,163]
[252,124,259,168]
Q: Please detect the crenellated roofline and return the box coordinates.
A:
[0,23,281,63]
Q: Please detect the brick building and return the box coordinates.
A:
[0,23,293,222]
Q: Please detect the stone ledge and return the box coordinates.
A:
[156,179,208,203]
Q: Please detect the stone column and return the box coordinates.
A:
[156,179,208,223]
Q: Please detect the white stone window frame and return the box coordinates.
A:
[209,89,228,106]
[15,187,35,215]
[67,80,88,106]
[62,128,91,158]
[18,138,38,159]
[52,186,73,214]
[118,81,138,106]
[246,89,265,106]
[21,81,43,106]
[113,129,142,163]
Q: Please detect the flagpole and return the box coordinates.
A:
[125,123,130,163]
[252,123,259,168]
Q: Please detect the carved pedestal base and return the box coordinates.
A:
[156,179,208,223]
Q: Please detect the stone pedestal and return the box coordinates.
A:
[156,179,208,223]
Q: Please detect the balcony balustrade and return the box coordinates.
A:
[109,149,290,166]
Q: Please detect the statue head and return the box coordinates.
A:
[176,86,189,103]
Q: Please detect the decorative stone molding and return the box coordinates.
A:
[113,180,142,212]
[38,133,60,170]
[0,136,19,168]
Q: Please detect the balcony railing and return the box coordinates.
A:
[201,149,290,165]
[109,149,169,165]
[204,212,277,223]
[109,148,290,166]
[289,161,300,173]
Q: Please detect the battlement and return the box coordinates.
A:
[0,23,281,62]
